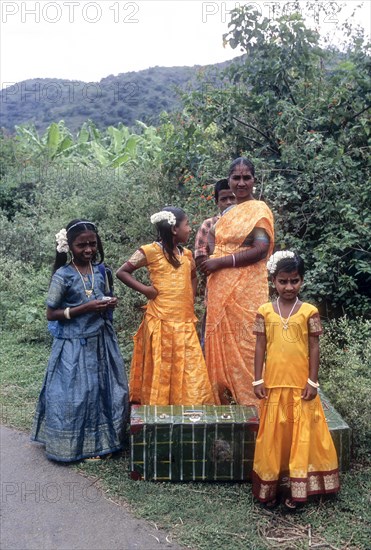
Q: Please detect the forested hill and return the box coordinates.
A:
[0,58,239,133]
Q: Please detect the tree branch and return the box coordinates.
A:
[282,71,297,106]
[342,103,371,127]
[230,115,280,155]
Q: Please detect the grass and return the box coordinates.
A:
[77,458,370,550]
[0,331,48,430]
[1,330,370,550]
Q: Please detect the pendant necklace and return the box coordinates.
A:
[276,297,298,330]
[72,261,95,298]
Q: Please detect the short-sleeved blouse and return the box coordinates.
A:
[127,242,196,323]
[47,264,108,339]
[253,302,322,389]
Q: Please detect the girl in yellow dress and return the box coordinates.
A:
[252,251,340,510]
[116,207,215,405]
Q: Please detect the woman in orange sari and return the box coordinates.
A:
[200,158,274,405]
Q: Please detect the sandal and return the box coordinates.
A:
[265,498,278,509]
[84,453,112,463]
[284,497,297,511]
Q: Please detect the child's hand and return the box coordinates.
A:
[105,297,118,309]
[301,384,317,401]
[254,383,267,400]
[86,299,111,313]
[145,286,158,300]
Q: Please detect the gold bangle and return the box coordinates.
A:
[64,307,71,320]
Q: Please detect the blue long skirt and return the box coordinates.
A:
[31,322,129,462]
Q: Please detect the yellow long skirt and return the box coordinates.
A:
[253,388,340,502]
[129,314,215,405]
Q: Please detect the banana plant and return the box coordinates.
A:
[15,121,77,160]
[14,119,164,168]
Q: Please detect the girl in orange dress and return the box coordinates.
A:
[116,207,214,406]
[252,251,340,510]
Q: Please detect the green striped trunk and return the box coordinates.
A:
[319,391,352,472]
[130,405,259,481]
[130,397,351,481]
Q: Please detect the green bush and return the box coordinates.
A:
[320,317,371,461]
[0,256,51,342]
[0,160,187,348]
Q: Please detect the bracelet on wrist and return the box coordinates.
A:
[64,307,71,320]
[252,379,264,386]
[307,378,319,388]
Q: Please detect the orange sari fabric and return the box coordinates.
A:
[205,201,274,405]
[130,243,215,406]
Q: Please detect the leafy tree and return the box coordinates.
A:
[182,5,371,317]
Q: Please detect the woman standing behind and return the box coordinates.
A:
[32,219,129,462]
[116,207,214,405]
[200,158,274,405]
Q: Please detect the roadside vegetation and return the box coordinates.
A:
[1,4,370,548]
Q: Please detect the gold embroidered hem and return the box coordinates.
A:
[308,313,323,335]
[253,469,340,503]
[252,313,265,334]
[253,388,340,502]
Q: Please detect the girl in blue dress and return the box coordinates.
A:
[32,219,129,462]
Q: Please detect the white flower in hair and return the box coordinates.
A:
[150,211,177,226]
[55,228,69,253]
[266,251,295,274]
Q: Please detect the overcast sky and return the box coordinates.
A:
[1,1,370,88]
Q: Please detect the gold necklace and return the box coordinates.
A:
[72,261,95,298]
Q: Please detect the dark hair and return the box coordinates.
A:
[154,206,187,268]
[214,178,230,202]
[228,157,255,178]
[273,253,305,279]
[52,219,104,273]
